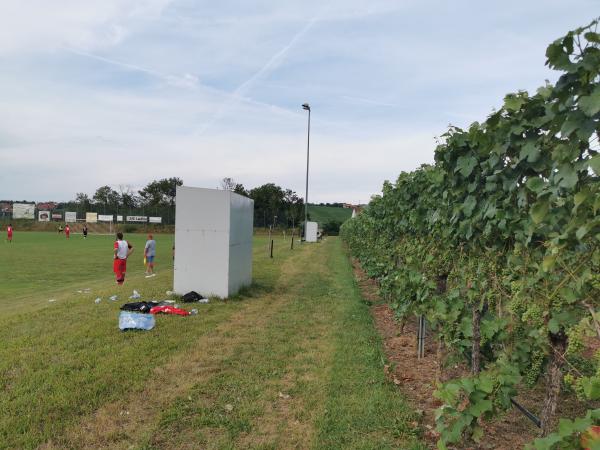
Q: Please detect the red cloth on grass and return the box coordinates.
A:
[149,305,190,316]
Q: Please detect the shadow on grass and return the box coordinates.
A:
[223,280,273,303]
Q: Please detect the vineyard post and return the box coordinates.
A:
[471,304,481,375]
[540,331,568,435]
[417,315,426,359]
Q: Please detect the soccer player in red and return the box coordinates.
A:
[7,223,13,243]
[113,232,133,285]
[65,224,70,239]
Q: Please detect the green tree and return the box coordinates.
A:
[248,183,286,227]
[93,186,119,211]
[138,177,183,207]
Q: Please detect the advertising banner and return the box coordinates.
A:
[38,211,50,222]
[86,212,98,223]
[98,214,113,222]
[127,216,147,222]
[149,217,162,224]
[12,203,35,219]
[65,212,77,223]
[51,213,62,220]
[116,215,123,222]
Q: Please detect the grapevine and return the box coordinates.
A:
[341,18,600,448]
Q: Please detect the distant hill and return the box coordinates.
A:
[307,205,352,224]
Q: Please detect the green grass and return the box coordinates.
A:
[0,231,174,311]
[0,232,423,449]
[308,205,352,224]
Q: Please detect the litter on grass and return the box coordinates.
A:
[109,295,118,301]
[119,311,155,331]
[150,305,193,316]
[182,291,207,302]
[94,298,102,304]
[120,301,154,313]
[129,290,141,299]
[165,290,174,296]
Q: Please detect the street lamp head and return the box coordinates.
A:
[302,103,310,111]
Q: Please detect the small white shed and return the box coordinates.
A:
[305,221,318,242]
[174,186,254,298]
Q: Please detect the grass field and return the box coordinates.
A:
[0,232,424,449]
[307,205,352,224]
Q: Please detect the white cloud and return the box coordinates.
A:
[0,0,172,54]
[0,0,596,204]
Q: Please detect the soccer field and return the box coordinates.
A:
[0,231,175,314]
[0,232,422,449]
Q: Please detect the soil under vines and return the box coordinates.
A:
[351,257,594,450]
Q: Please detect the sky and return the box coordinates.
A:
[0,1,597,204]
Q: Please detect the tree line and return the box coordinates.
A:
[63,177,306,228]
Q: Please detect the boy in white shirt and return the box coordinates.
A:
[113,232,133,285]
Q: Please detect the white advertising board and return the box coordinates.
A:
[38,211,50,222]
[174,186,253,298]
[127,216,147,222]
[116,215,123,222]
[65,212,77,223]
[86,212,98,223]
[51,213,62,220]
[12,203,35,219]
[149,216,162,224]
[98,214,113,222]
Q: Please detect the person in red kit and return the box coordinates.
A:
[113,232,133,285]
[65,224,70,239]
[7,223,13,243]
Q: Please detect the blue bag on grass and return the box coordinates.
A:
[119,311,155,331]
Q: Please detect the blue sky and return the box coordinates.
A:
[0,0,597,203]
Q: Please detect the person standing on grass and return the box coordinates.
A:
[7,223,13,243]
[65,224,70,239]
[113,232,133,285]
[82,224,88,239]
[144,233,156,277]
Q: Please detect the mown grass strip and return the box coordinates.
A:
[136,238,424,450]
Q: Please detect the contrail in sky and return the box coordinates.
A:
[196,14,321,136]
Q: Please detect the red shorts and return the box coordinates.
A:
[113,258,127,282]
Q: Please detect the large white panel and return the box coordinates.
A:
[174,186,253,298]
[305,221,318,242]
[228,192,254,294]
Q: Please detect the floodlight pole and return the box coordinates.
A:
[302,103,311,241]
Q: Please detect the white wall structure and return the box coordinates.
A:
[305,221,318,242]
[174,186,254,298]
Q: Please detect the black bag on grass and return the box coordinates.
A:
[182,291,203,302]
[120,301,156,313]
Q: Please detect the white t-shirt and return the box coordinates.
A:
[115,240,129,259]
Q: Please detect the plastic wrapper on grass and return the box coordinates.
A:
[119,311,155,331]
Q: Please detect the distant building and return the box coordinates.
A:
[36,202,57,211]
